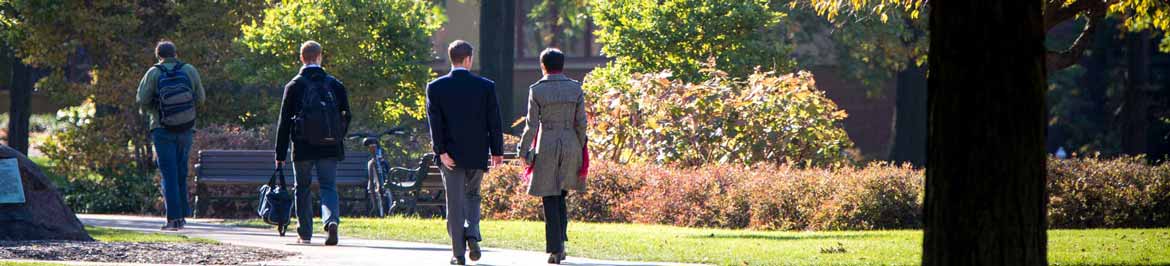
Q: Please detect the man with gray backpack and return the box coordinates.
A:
[274,40,351,246]
[136,40,205,231]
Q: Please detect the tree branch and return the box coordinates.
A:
[1047,13,1100,71]
[1044,0,1114,31]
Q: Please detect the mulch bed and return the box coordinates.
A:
[0,240,295,265]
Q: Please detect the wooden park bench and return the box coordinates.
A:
[193,150,369,218]
[384,152,520,216]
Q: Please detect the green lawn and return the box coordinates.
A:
[86,226,218,244]
[232,218,1170,266]
[27,156,52,170]
[26,156,66,186]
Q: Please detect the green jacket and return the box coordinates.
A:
[136,57,206,130]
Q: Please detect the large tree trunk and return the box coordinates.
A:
[924,0,1048,265]
[479,0,517,131]
[1120,31,1151,155]
[7,59,32,155]
[888,62,927,166]
[0,145,92,241]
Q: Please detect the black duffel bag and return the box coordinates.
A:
[257,166,293,236]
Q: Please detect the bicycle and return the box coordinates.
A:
[347,127,412,217]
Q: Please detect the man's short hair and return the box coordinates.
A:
[155,40,176,59]
[301,41,323,62]
[540,48,565,72]
[448,40,474,64]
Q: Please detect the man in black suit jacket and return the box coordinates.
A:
[426,40,505,265]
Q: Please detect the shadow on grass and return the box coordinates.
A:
[686,232,877,241]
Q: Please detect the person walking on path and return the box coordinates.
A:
[426,40,506,265]
[274,40,352,246]
[136,40,205,231]
[517,48,589,264]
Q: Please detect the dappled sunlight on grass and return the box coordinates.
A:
[228,217,1170,266]
[85,226,218,244]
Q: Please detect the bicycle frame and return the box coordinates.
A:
[350,127,412,217]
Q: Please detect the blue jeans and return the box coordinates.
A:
[293,159,341,240]
[151,129,193,221]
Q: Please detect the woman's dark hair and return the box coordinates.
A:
[540,48,565,72]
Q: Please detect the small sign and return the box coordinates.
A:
[0,158,26,204]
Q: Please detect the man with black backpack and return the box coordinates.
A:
[275,40,351,246]
[136,40,205,231]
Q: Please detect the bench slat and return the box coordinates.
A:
[199,168,368,177]
[198,175,368,185]
[197,162,365,169]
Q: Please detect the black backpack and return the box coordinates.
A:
[257,167,293,236]
[154,63,196,132]
[292,75,344,146]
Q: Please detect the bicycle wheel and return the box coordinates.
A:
[367,159,387,218]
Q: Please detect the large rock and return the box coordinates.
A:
[0,145,92,241]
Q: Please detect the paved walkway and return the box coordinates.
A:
[77,214,694,266]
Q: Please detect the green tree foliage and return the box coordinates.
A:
[782,6,926,89]
[585,64,853,167]
[527,0,591,48]
[795,0,1170,68]
[233,0,445,126]
[590,0,793,82]
[0,0,268,212]
[584,0,850,166]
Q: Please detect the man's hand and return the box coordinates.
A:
[491,155,504,168]
[440,153,456,170]
[275,160,285,168]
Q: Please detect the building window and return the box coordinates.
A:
[515,0,601,59]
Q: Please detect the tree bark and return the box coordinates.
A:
[479,0,517,131]
[7,59,32,155]
[924,0,1048,265]
[888,62,927,166]
[548,2,561,48]
[1120,31,1151,155]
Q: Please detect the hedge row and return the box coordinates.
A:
[484,157,1169,230]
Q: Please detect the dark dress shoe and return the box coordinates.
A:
[558,251,566,261]
[450,256,466,265]
[324,223,339,246]
[160,220,178,231]
[548,253,563,264]
[468,240,482,261]
[176,219,186,230]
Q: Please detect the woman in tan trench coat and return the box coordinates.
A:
[517,48,588,264]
